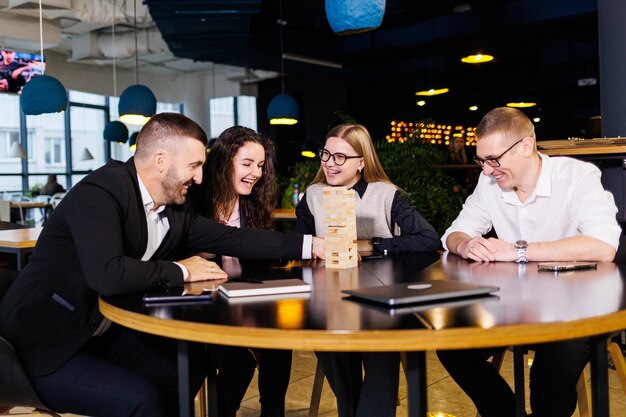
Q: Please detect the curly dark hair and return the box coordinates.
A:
[189,126,277,230]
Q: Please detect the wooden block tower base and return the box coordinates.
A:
[323,186,358,269]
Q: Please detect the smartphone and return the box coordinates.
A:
[537,262,598,272]
[143,286,212,304]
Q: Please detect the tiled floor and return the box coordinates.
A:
[237,350,626,417]
[7,350,626,417]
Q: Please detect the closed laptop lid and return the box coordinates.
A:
[342,279,500,306]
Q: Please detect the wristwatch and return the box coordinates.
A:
[514,240,528,264]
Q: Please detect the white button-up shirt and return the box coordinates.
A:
[441,153,621,250]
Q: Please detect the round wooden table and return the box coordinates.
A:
[100,253,626,417]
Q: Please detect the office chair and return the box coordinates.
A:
[0,268,61,416]
[474,339,626,417]
[49,193,66,210]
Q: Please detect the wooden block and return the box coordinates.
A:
[323,186,357,268]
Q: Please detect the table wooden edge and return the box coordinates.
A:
[0,227,42,248]
[99,298,626,351]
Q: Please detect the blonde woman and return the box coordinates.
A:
[294,123,440,417]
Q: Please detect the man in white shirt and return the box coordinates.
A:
[437,107,621,417]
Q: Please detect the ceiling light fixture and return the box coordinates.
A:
[128,132,139,153]
[103,121,129,143]
[469,105,478,111]
[281,53,343,69]
[267,1,299,126]
[461,53,494,64]
[300,145,316,158]
[20,0,68,115]
[118,0,157,125]
[507,102,537,108]
[416,88,449,96]
[325,0,385,35]
[416,100,426,106]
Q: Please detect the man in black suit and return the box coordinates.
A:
[0,113,324,417]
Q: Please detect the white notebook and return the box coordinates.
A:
[218,278,311,298]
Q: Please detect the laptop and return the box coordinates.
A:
[342,279,500,306]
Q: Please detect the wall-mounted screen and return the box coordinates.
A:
[0,49,45,94]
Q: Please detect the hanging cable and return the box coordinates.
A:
[134,0,139,85]
[278,0,286,94]
[112,0,117,97]
[38,0,44,61]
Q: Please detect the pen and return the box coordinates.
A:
[228,278,264,284]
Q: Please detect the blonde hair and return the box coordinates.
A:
[310,124,391,186]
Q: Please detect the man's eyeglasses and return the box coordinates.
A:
[319,149,363,166]
[472,139,524,168]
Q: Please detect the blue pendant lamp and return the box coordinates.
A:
[118,0,157,125]
[325,0,386,35]
[119,85,156,125]
[20,0,67,115]
[268,94,299,126]
[128,132,139,153]
[21,75,68,115]
[103,121,129,143]
[267,1,299,126]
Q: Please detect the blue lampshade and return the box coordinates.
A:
[118,84,157,125]
[267,94,299,125]
[103,121,129,143]
[325,0,386,35]
[129,131,139,153]
[20,75,68,115]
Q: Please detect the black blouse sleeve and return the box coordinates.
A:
[375,191,441,253]
[293,193,316,235]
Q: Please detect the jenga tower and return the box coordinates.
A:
[323,186,358,268]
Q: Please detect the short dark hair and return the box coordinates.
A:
[135,113,208,159]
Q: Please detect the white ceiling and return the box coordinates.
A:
[0,0,276,80]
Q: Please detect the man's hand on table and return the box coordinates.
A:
[179,256,228,281]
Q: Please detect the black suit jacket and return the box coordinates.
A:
[0,158,304,376]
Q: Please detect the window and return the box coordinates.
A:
[0,130,19,160]
[210,96,257,138]
[0,89,183,192]
[45,137,64,165]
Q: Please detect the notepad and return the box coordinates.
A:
[218,278,311,298]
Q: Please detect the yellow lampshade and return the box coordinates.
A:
[506,102,537,108]
[416,88,449,96]
[461,53,494,64]
[119,114,152,125]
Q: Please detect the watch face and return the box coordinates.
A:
[515,240,528,249]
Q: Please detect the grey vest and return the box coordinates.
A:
[305,182,398,239]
